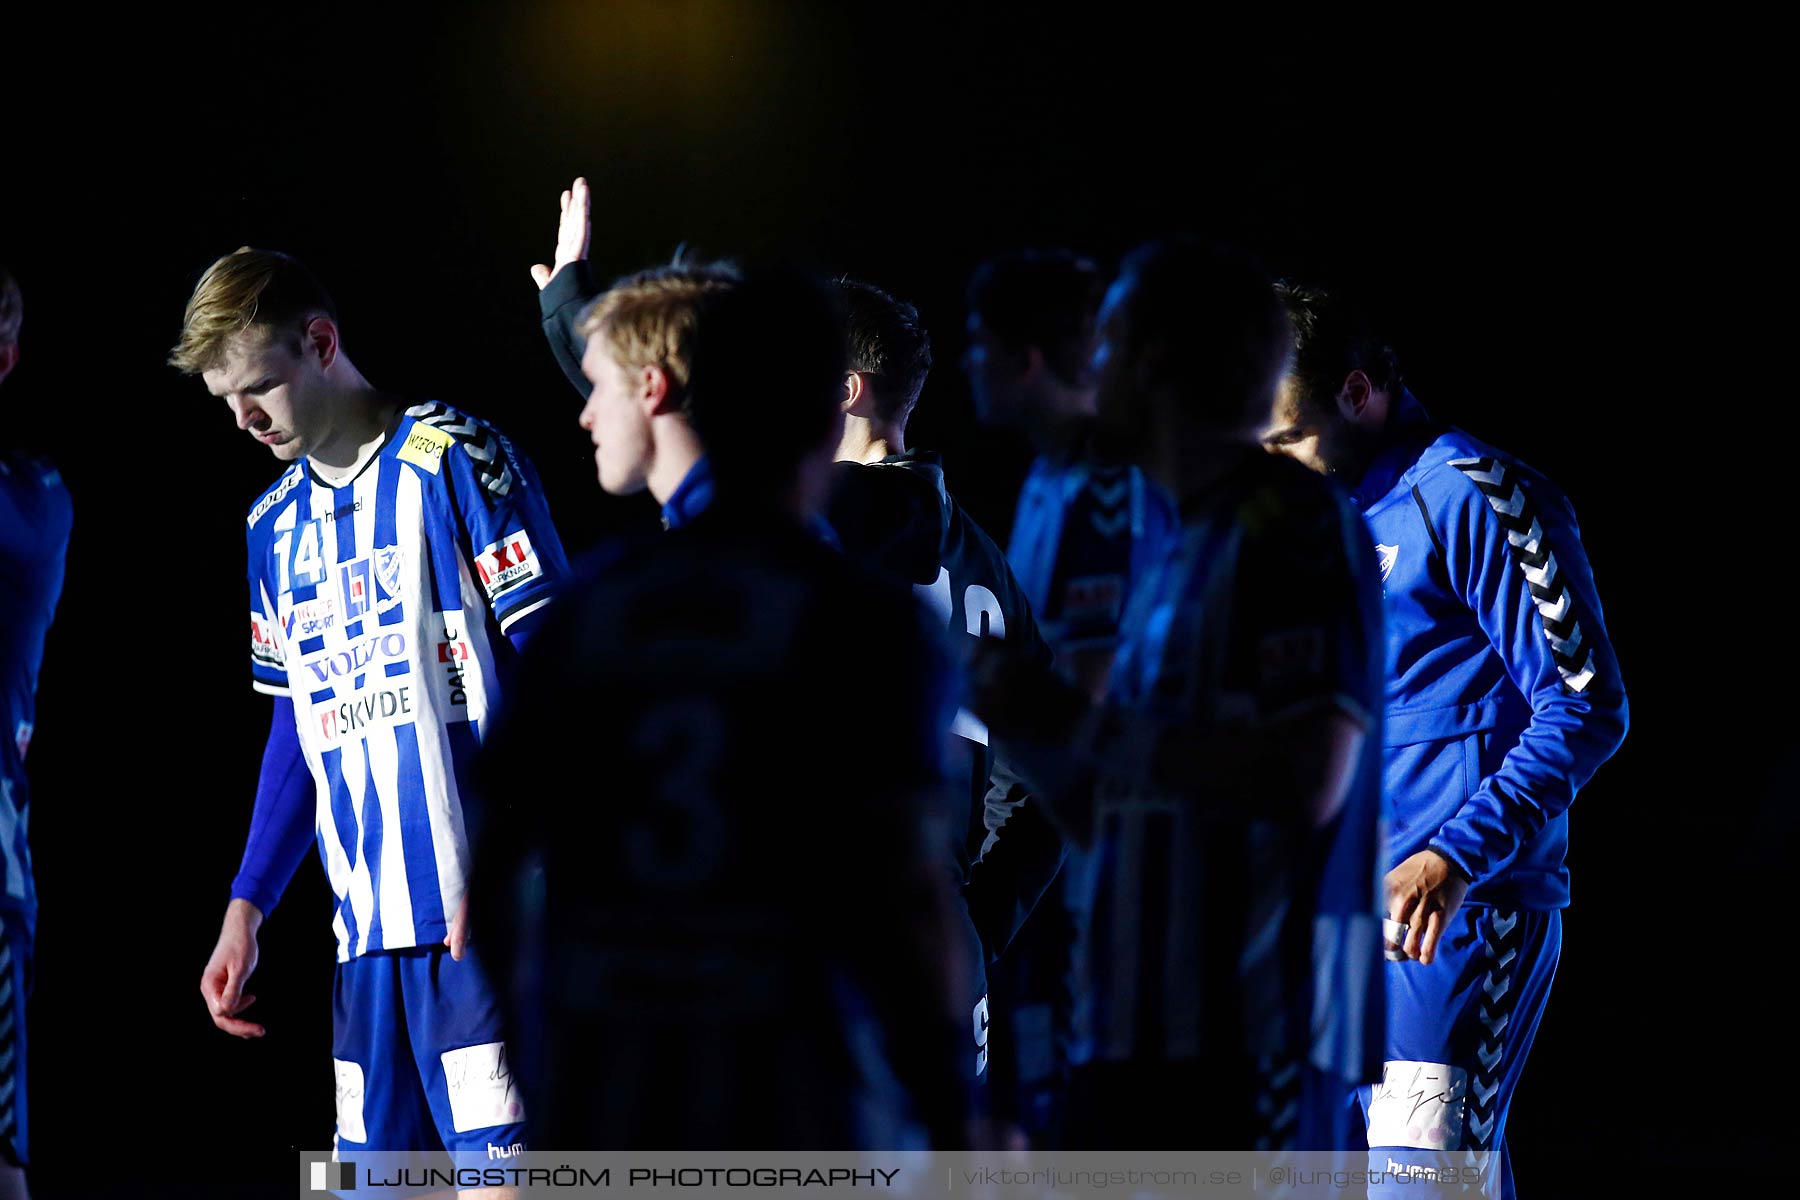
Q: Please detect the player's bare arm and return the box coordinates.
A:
[443,893,470,962]
[199,898,266,1039]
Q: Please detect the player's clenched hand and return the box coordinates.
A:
[529,176,592,290]
[967,637,1086,744]
[1384,850,1470,966]
[200,898,267,1038]
[445,893,470,962]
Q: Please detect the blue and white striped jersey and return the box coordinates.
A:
[1068,450,1387,1089]
[245,402,568,962]
[1007,442,1178,656]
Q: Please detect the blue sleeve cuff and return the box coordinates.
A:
[1426,836,1482,886]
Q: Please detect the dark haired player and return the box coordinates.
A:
[829,278,1067,1104]
[1268,284,1628,1197]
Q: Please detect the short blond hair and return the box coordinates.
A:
[578,265,737,409]
[169,247,338,375]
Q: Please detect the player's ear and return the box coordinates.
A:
[641,363,676,416]
[1338,370,1375,424]
[303,317,341,371]
[843,371,869,416]
[1021,344,1047,383]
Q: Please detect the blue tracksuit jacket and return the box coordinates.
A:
[1351,392,1628,910]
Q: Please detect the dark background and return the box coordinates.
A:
[1,5,1781,1196]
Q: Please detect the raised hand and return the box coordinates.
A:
[529,176,592,290]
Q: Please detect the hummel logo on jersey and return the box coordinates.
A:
[1377,543,1400,581]
[1449,456,1596,693]
[475,530,541,600]
[406,402,518,499]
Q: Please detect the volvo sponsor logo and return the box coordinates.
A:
[302,632,409,684]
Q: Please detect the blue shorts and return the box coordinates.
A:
[0,910,28,1168]
[331,946,527,1172]
[1356,906,1560,1199]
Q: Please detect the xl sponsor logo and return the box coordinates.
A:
[317,685,414,745]
[1257,626,1325,690]
[303,632,409,685]
[1063,573,1124,621]
[474,531,541,601]
[284,594,339,641]
[250,614,284,668]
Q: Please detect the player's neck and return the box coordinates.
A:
[1027,386,1096,453]
[1161,429,1261,507]
[308,365,397,486]
[645,417,707,506]
[836,414,905,464]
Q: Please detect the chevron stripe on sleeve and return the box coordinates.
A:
[1448,456,1594,694]
[406,402,517,499]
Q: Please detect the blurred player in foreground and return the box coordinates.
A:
[972,241,1388,1150]
[473,267,974,1147]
